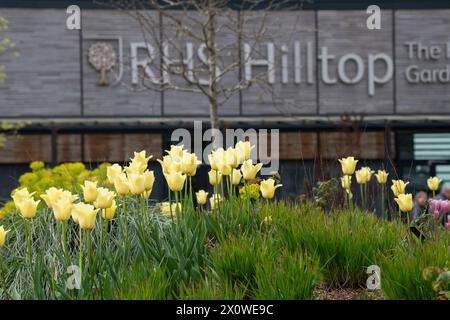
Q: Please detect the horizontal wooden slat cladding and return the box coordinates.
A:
[0,134,51,163]
[83,133,163,163]
[279,132,318,160]
[319,131,395,160]
[57,134,82,163]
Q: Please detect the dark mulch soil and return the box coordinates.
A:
[314,284,384,300]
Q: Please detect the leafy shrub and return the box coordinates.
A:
[1,161,111,216]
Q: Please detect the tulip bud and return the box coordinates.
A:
[394,193,413,213]
[102,200,117,220]
[427,176,442,192]
[195,190,208,205]
[375,170,389,184]
[208,169,222,186]
[0,226,9,248]
[53,197,73,222]
[164,171,186,192]
[260,178,282,199]
[17,198,40,219]
[241,160,263,180]
[72,203,99,230]
[338,157,358,175]
[391,179,409,197]
[94,187,116,209]
[143,170,155,191]
[235,141,254,163]
[81,181,98,203]
[107,164,123,184]
[209,194,223,210]
[128,173,146,195]
[158,202,181,216]
[231,169,242,185]
[113,173,130,196]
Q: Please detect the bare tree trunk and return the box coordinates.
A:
[207,0,219,131]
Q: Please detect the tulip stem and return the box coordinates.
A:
[62,221,69,264]
[168,189,174,223]
[26,219,32,266]
[79,227,83,279]
[86,230,92,272]
[380,185,386,220]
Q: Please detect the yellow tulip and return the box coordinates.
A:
[158,155,182,174]
[107,164,123,184]
[394,193,413,212]
[0,226,9,247]
[11,188,35,207]
[164,171,186,192]
[355,167,373,184]
[260,178,283,199]
[231,169,242,185]
[341,175,352,190]
[81,181,98,203]
[241,160,263,180]
[391,179,409,197]
[143,170,155,191]
[41,187,64,209]
[17,198,40,219]
[94,187,116,209]
[217,162,232,176]
[181,153,201,176]
[165,145,184,162]
[195,190,208,205]
[127,173,146,195]
[208,169,222,186]
[72,203,99,230]
[130,150,152,165]
[102,200,117,220]
[209,194,223,210]
[427,176,442,192]
[338,156,358,175]
[113,173,130,196]
[208,148,225,171]
[60,190,79,203]
[125,160,147,175]
[375,170,389,184]
[158,202,181,216]
[52,197,73,222]
[235,141,254,162]
[225,147,239,168]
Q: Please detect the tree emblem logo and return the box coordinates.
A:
[88,42,117,86]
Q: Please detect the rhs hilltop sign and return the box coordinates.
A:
[1,9,450,118]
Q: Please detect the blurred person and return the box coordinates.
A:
[410,191,428,222]
[434,183,450,200]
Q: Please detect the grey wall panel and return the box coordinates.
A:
[241,11,317,115]
[317,10,394,115]
[82,10,162,116]
[396,10,450,114]
[0,9,80,116]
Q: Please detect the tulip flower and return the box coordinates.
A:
[235,141,254,163]
[158,202,181,216]
[375,170,389,184]
[17,198,40,219]
[0,226,9,247]
[143,170,155,191]
[231,169,242,185]
[113,173,130,196]
[52,197,73,222]
[165,145,184,162]
[164,171,187,192]
[210,194,223,210]
[127,173,146,195]
[338,157,358,175]
[445,217,450,230]
[130,150,152,166]
[11,188,35,207]
[208,148,225,171]
[94,187,116,209]
[341,175,352,191]
[158,155,182,174]
[72,203,99,230]
[81,181,98,203]
[102,200,117,220]
[241,159,263,180]
[430,199,442,221]
[260,178,283,199]
[208,169,222,186]
[217,162,232,176]
[125,160,147,175]
[427,176,442,196]
[195,190,208,206]
[41,187,64,209]
[61,190,79,203]
[225,147,239,168]
[391,179,409,197]
[181,153,201,176]
[395,193,413,213]
[355,167,373,184]
[107,164,123,184]
[440,200,450,214]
